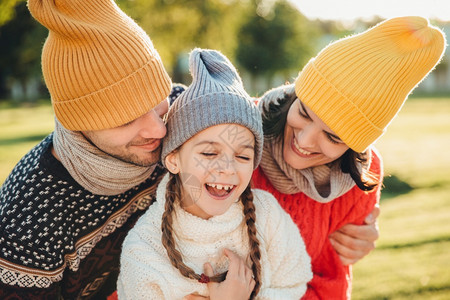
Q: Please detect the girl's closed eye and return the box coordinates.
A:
[236,155,251,161]
[201,152,217,158]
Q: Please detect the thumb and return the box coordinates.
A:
[203,263,217,288]
[204,262,214,277]
[365,206,380,224]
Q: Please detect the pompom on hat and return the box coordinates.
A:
[161,48,263,168]
[27,0,172,130]
[295,16,446,152]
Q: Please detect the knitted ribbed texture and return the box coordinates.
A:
[117,174,312,299]
[295,16,446,152]
[162,48,263,168]
[53,119,155,195]
[259,137,356,202]
[27,0,172,130]
[252,149,383,299]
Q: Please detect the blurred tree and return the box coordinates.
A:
[0,0,24,26]
[117,0,247,84]
[0,1,47,100]
[235,0,320,91]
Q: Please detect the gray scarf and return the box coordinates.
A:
[53,119,155,195]
[259,137,357,203]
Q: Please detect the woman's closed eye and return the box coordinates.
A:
[325,132,344,145]
[298,102,311,120]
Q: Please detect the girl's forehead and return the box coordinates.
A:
[190,124,255,147]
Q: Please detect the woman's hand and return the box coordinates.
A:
[329,206,380,265]
[205,248,255,300]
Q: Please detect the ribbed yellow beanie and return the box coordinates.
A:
[295,16,446,152]
[27,0,172,130]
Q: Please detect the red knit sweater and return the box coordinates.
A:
[251,149,383,299]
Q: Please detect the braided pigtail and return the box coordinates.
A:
[161,173,227,283]
[240,185,262,299]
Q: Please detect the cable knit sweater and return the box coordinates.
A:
[251,148,383,300]
[118,174,312,299]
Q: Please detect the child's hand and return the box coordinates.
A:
[204,248,255,300]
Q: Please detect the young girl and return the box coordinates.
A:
[117,48,312,299]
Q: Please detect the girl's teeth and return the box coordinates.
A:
[207,183,233,190]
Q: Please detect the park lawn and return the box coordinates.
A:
[0,101,54,182]
[352,187,450,300]
[352,97,450,300]
[1,97,450,299]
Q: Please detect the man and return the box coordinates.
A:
[0,0,378,299]
[0,0,184,298]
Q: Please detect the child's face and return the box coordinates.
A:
[165,124,255,219]
[283,98,349,170]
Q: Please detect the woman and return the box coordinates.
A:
[252,16,445,299]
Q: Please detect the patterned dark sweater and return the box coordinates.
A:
[0,85,185,300]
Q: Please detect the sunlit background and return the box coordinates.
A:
[1,1,449,299]
[293,0,450,22]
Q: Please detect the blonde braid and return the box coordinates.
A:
[241,185,262,299]
[161,173,226,283]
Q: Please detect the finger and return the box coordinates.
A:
[329,236,370,266]
[203,262,214,277]
[244,264,253,282]
[249,277,256,295]
[334,223,379,242]
[223,248,241,276]
[364,206,380,225]
[337,253,357,266]
[329,238,363,265]
[330,227,376,251]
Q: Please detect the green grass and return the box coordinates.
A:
[352,97,450,300]
[1,97,450,299]
[0,101,54,182]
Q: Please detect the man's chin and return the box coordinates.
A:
[113,152,161,167]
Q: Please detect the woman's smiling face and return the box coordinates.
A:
[282,98,349,170]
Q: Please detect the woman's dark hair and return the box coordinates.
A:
[162,174,262,299]
[261,87,379,192]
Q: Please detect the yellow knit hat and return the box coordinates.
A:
[295,16,446,152]
[28,0,172,130]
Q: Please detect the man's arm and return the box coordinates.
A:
[329,205,380,265]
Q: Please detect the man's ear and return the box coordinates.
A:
[165,151,180,174]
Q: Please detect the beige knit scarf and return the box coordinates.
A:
[259,138,357,203]
[53,119,155,195]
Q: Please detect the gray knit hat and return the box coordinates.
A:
[161,48,263,168]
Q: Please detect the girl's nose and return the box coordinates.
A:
[214,154,236,175]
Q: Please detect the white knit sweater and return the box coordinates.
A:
[117,174,312,299]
